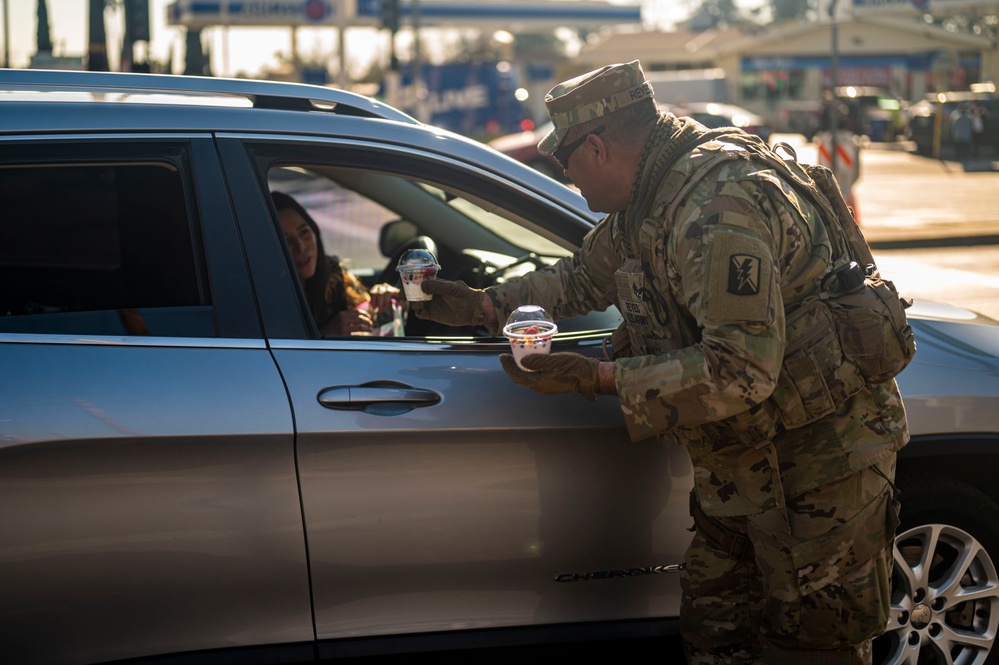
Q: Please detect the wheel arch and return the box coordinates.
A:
[898,433,999,506]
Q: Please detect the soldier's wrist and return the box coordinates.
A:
[481,292,497,326]
[597,361,617,395]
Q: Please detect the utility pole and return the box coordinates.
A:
[412,0,426,123]
[381,0,401,106]
[87,0,109,71]
[829,0,840,173]
[2,0,9,68]
[37,0,53,54]
[122,0,151,72]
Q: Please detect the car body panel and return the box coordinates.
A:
[487,121,566,181]
[897,316,999,436]
[269,338,689,639]
[218,128,692,640]
[0,128,313,664]
[0,340,312,664]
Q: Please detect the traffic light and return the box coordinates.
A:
[381,0,400,33]
[125,0,150,42]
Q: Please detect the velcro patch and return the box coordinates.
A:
[706,232,773,324]
[728,254,761,295]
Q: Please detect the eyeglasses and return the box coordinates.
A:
[551,125,605,170]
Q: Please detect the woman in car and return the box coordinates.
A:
[272,191,400,335]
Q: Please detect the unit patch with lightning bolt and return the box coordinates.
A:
[704,231,773,324]
[728,254,761,295]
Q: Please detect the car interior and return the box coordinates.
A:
[266,163,622,339]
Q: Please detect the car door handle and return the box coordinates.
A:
[318,380,441,414]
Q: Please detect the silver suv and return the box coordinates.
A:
[2,70,999,665]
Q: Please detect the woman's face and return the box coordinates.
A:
[279,208,319,283]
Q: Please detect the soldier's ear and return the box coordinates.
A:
[588,133,609,166]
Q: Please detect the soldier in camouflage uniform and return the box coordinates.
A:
[414,61,907,664]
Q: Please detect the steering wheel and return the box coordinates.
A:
[499,253,545,276]
[458,252,546,289]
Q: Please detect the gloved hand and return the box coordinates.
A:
[500,352,601,401]
[412,278,486,327]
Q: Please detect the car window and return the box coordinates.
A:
[268,165,570,279]
[255,153,619,339]
[0,158,214,337]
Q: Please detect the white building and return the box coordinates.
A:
[575,13,995,111]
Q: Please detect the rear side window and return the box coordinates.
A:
[0,161,214,337]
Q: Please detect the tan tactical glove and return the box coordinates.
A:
[500,352,600,401]
[412,278,486,327]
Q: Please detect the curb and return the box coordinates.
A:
[868,233,999,251]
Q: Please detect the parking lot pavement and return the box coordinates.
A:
[855,148,999,247]
[770,134,999,321]
[772,134,999,247]
[874,246,999,322]
[854,143,999,321]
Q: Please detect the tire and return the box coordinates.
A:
[875,472,999,665]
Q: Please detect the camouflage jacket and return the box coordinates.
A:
[489,115,908,516]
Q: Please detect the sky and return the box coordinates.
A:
[1,0,725,78]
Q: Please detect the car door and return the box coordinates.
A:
[0,136,313,665]
[219,133,694,656]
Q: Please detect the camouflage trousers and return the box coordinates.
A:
[680,456,899,665]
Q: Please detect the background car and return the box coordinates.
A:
[487,120,565,181]
[1,70,998,665]
[492,103,775,182]
[907,87,998,157]
[836,86,909,142]
[779,99,822,140]
[669,101,774,144]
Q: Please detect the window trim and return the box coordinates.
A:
[0,134,263,341]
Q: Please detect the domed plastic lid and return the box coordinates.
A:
[503,305,557,337]
[397,249,440,271]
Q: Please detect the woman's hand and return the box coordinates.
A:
[369,283,400,314]
[324,308,374,336]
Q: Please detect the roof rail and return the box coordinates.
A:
[0,68,419,124]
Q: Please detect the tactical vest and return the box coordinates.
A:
[612,130,914,441]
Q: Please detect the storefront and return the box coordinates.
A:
[576,12,994,113]
[729,14,991,108]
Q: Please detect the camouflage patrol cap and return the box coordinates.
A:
[538,60,654,156]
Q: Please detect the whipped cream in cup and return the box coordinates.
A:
[502,305,557,371]
[396,249,440,302]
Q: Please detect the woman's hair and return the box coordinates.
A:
[271,190,333,321]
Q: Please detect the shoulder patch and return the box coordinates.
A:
[727,254,761,295]
[704,232,774,325]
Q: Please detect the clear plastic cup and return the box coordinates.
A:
[396,249,440,302]
[502,305,557,371]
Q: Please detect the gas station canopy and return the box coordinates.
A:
[167,0,643,29]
